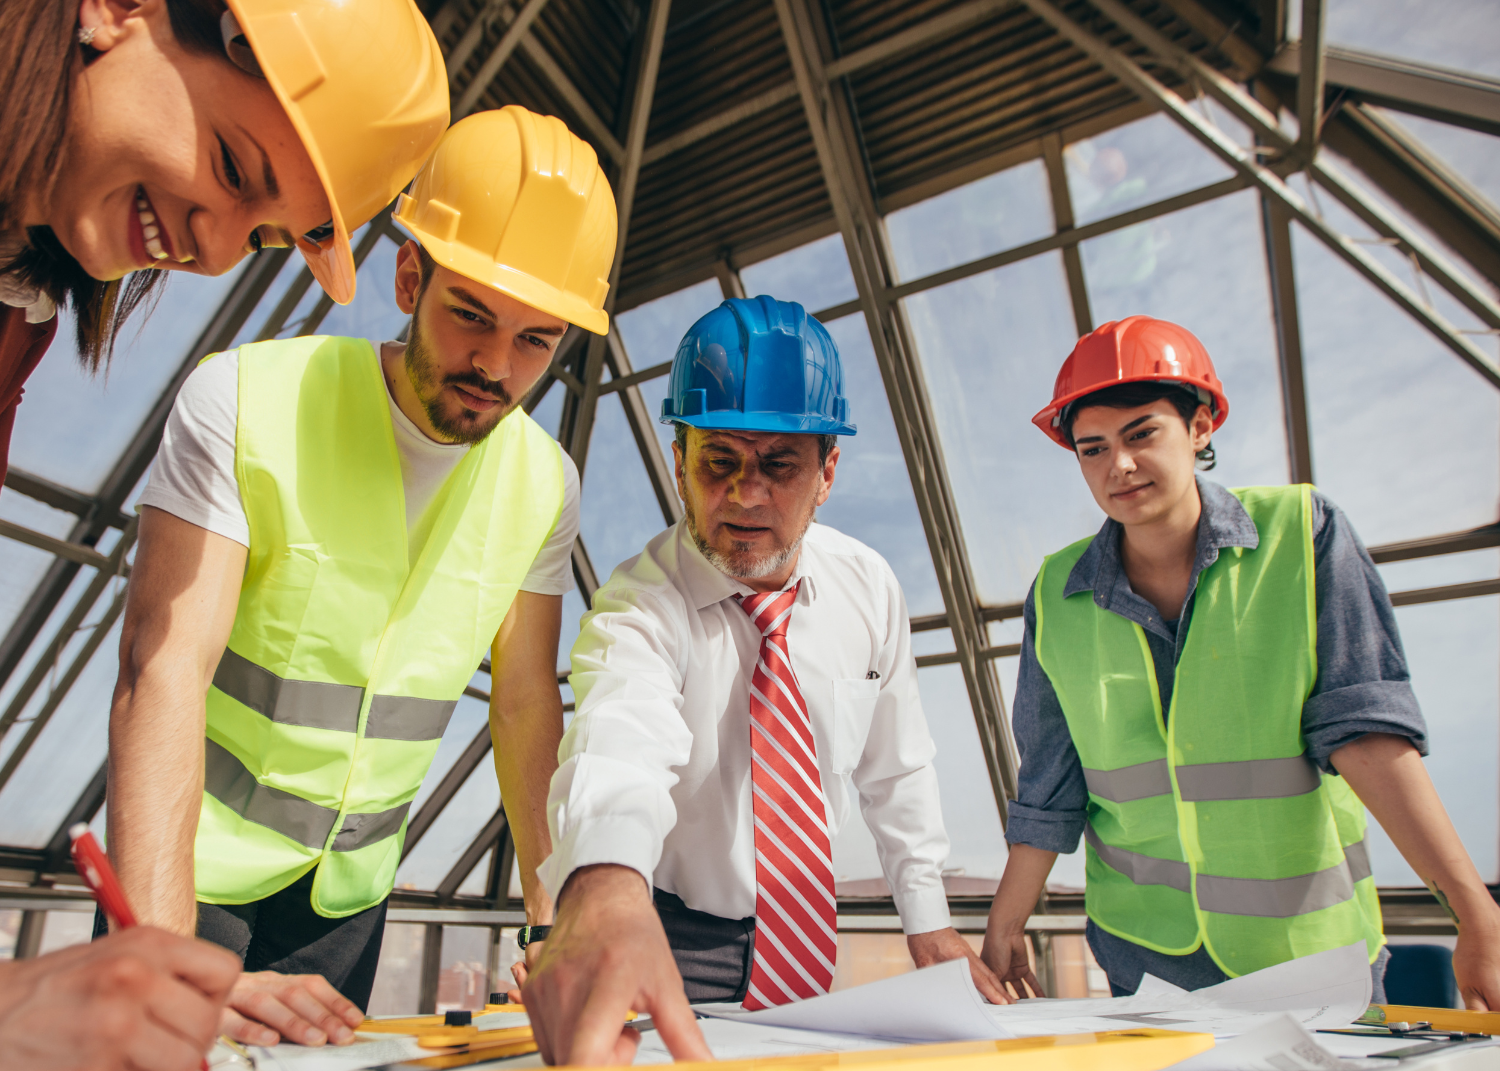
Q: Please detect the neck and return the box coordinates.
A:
[1119,480,1202,583]
[379,340,454,444]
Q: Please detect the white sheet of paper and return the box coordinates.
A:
[1164,1014,1349,1071]
[633,1017,898,1064]
[697,958,1010,1042]
[234,1035,429,1071]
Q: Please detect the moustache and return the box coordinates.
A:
[446,372,513,408]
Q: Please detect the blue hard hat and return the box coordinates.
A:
[658,295,857,436]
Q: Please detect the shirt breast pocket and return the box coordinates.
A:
[831,677,881,775]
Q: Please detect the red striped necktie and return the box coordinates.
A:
[735,582,837,1009]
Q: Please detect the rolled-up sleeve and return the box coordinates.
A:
[1005,583,1090,854]
[850,568,950,936]
[536,584,695,902]
[1302,493,1429,771]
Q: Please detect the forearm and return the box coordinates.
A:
[490,692,564,925]
[986,844,1057,936]
[1332,733,1499,929]
[108,659,209,936]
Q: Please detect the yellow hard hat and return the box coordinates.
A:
[392,106,618,335]
[224,0,450,305]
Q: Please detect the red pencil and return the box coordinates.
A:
[69,823,137,929]
[70,824,210,1070]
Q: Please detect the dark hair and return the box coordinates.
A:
[1060,380,1217,470]
[0,0,229,370]
[414,242,438,292]
[674,422,837,466]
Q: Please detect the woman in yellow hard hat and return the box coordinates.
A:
[0,0,449,493]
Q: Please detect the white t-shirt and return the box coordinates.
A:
[140,345,579,595]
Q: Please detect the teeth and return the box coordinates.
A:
[135,188,169,259]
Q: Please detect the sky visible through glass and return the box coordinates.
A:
[1,0,1497,899]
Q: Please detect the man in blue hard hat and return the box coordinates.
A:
[518,297,1008,1065]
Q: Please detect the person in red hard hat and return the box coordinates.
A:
[980,316,1500,1007]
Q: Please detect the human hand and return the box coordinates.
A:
[979,926,1044,1002]
[219,970,365,1046]
[1452,899,1500,1011]
[523,864,711,1065]
[907,926,1014,1004]
[0,926,238,1070]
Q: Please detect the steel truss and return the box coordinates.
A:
[2,0,1497,968]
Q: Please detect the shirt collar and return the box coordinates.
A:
[1063,477,1259,599]
[674,520,820,611]
[0,236,57,325]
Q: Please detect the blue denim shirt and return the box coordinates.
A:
[1007,479,1424,993]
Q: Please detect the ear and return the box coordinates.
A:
[392,240,423,316]
[1189,404,1214,452]
[815,443,839,507]
[78,0,151,51]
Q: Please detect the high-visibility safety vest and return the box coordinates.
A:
[194,336,564,917]
[1034,485,1383,976]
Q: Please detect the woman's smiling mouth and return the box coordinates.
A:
[133,186,185,262]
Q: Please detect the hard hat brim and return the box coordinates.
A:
[662,411,857,437]
[1032,374,1229,449]
[226,0,359,306]
[393,215,609,335]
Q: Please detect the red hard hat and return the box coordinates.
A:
[1031,316,1229,449]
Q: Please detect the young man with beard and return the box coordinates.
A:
[104,107,616,1047]
[518,297,1007,1066]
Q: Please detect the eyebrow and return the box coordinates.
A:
[448,286,567,335]
[1073,414,1154,446]
[238,126,280,200]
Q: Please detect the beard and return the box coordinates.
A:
[686,497,817,581]
[404,314,514,445]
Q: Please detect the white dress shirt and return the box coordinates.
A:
[538,519,953,936]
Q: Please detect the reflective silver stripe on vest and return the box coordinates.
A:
[216,648,456,740]
[333,802,412,850]
[365,696,457,741]
[1085,825,1191,892]
[1195,855,1355,918]
[1345,836,1372,884]
[1088,823,1374,918]
[204,738,339,850]
[205,739,412,853]
[1083,759,1173,802]
[213,648,362,733]
[1175,756,1321,802]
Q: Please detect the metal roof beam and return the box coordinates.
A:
[453,0,554,117]
[1268,43,1500,137]
[604,327,682,526]
[1,469,129,528]
[1261,197,1315,485]
[642,0,1017,166]
[775,0,1018,824]
[1061,0,1500,371]
[1294,0,1327,156]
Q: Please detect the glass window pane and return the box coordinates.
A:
[903,252,1093,605]
[1366,596,1498,884]
[0,910,18,959]
[615,277,723,461]
[37,908,95,956]
[1378,549,1498,594]
[813,317,942,615]
[395,761,499,893]
[740,233,857,314]
[316,237,411,344]
[369,922,425,1015]
[0,615,122,847]
[577,394,673,584]
[885,161,1053,282]
[1083,188,1290,488]
[409,695,490,816]
[1066,112,1242,228]
[1327,0,1500,80]
[11,268,244,493]
[1294,218,1499,546]
[833,664,1006,898]
[0,494,78,650]
[438,926,494,1011]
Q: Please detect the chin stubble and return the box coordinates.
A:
[404,316,513,445]
[686,499,816,581]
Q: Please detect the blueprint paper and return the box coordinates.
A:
[633,1017,897,1064]
[1164,1014,1348,1070]
[697,958,1010,1041]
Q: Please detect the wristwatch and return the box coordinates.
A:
[516,924,552,949]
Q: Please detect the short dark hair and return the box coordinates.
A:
[1060,381,1216,470]
[674,423,837,465]
[414,242,438,292]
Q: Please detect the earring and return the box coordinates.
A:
[77,25,97,46]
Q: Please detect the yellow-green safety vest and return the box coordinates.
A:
[1034,485,1383,976]
[194,335,564,917]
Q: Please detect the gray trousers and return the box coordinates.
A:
[654,888,757,1004]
